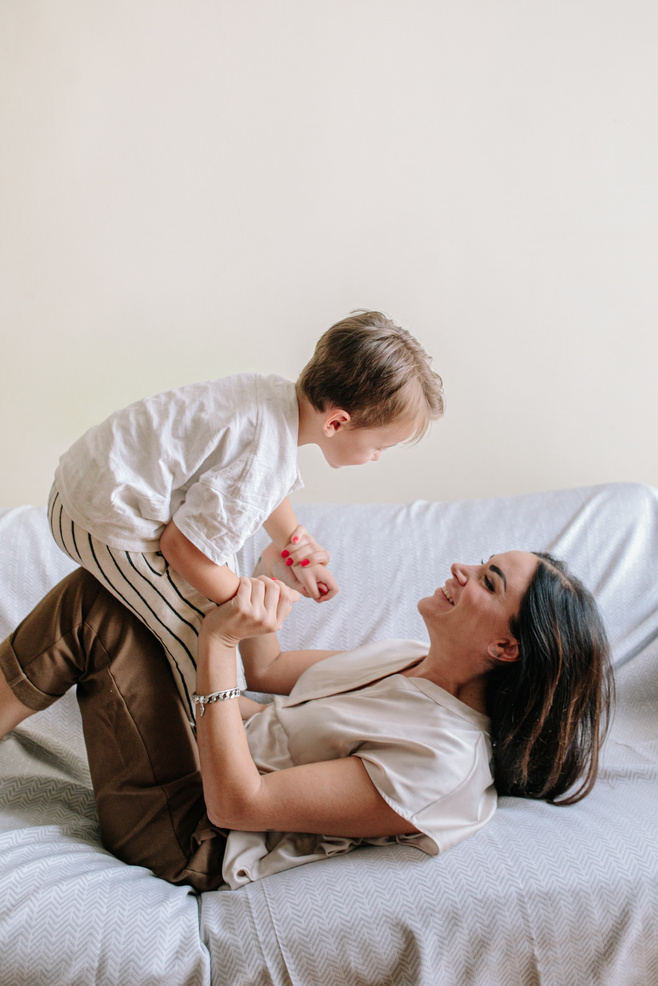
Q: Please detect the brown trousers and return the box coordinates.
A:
[0,569,226,891]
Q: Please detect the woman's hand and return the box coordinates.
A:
[274,526,339,602]
[199,576,300,649]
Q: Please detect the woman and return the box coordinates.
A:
[0,539,613,891]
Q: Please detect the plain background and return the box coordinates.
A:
[1,1,657,508]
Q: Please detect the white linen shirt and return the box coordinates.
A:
[222,639,497,888]
[54,374,303,566]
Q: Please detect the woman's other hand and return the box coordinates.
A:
[276,526,339,602]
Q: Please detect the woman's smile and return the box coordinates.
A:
[439,585,455,605]
[420,553,540,655]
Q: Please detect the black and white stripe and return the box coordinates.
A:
[47,486,242,721]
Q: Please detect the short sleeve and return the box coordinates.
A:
[356,727,497,854]
[173,481,268,567]
[171,374,302,567]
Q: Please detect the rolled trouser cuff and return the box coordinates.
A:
[0,569,107,711]
[0,637,72,712]
[0,634,71,711]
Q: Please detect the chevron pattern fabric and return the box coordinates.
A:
[1,483,657,985]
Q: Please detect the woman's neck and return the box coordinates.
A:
[402,654,489,714]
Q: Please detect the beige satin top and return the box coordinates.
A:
[221,639,497,889]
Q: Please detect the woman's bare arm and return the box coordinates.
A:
[195,580,417,837]
[239,633,339,695]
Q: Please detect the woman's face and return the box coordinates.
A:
[418,551,539,660]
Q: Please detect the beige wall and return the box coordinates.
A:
[1,1,657,508]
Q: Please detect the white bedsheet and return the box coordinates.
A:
[1,483,657,985]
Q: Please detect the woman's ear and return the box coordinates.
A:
[322,409,351,436]
[489,638,519,663]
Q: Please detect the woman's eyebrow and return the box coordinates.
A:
[489,564,507,589]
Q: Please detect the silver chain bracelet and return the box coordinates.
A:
[192,687,241,715]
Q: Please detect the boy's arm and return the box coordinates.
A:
[159,520,240,604]
[159,499,299,605]
[261,497,299,548]
[263,498,339,602]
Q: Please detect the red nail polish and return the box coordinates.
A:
[292,537,299,543]
[281,550,289,558]
[286,558,294,567]
[301,559,309,567]
[271,577,277,581]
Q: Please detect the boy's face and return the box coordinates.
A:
[321,418,417,469]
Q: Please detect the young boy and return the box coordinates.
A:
[49,311,444,719]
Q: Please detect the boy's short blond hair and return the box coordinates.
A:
[297,311,444,441]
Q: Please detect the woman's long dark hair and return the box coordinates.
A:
[486,552,615,805]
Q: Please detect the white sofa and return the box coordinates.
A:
[1,482,657,986]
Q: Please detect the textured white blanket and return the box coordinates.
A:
[1,483,657,985]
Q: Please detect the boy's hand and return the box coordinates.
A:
[278,526,339,602]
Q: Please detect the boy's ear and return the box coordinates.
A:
[322,409,351,436]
